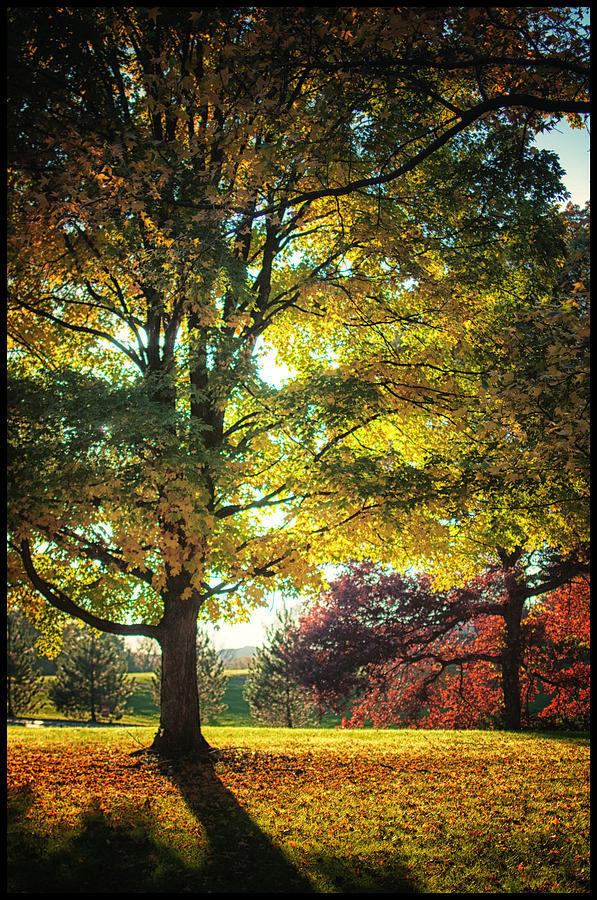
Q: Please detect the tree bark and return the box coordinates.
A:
[150,594,212,758]
[498,548,526,731]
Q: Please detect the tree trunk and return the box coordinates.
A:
[150,595,212,758]
[500,566,526,731]
[89,631,97,723]
[495,546,528,731]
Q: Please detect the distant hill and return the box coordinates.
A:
[218,646,256,668]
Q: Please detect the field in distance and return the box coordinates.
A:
[24,671,342,728]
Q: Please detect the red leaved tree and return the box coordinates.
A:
[289,554,589,730]
[523,579,590,729]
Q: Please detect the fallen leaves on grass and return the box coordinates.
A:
[7,734,591,894]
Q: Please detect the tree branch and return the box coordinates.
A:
[13,297,145,371]
[15,540,159,639]
[57,527,157,586]
[249,93,590,219]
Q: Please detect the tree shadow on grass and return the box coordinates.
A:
[524,730,589,747]
[163,754,420,894]
[7,763,314,893]
[7,783,195,893]
[160,755,315,892]
[299,850,420,893]
[8,757,420,893]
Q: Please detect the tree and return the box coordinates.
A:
[7,7,590,755]
[289,558,589,730]
[525,579,590,729]
[126,636,161,673]
[6,608,46,718]
[194,630,229,722]
[244,607,318,727]
[152,628,228,723]
[50,626,133,722]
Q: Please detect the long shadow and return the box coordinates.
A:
[522,730,590,747]
[8,753,420,893]
[7,784,195,893]
[163,752,420,894]
[161,755,315,892]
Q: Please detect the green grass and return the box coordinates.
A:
[210,672,254,727]
[7,726,589,893]
[30,671,342,728]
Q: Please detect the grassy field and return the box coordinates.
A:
[30,670,343,728]
[7,724,589,893]
[28,671,250,725]
[123,670,257,727]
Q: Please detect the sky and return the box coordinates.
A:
[205,116,590,652]
[534,119,590,207]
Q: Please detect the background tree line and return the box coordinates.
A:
[6,611,228,723]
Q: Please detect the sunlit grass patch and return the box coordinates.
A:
[7,726,589,893]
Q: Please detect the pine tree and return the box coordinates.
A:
[50,625,133,721]
[126,636,161,673]
[152,629,228,724]
[7,608,45,718]
[244,608,317,727]
[196,630,228,722]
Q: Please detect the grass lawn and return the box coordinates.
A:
[7,725,589,893]
[33,670,342,729]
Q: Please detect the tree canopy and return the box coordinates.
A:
[7,6,590,753]
[327,201,590,580]
[288,558,590,730]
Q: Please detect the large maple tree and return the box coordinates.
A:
[7,7,589,754]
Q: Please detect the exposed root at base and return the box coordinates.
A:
[129,739,218,763]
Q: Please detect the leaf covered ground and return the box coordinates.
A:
[7,727,590,893]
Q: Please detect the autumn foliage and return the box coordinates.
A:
[6,7,589,754]
[523,581,590,728]
[289,562,589,730]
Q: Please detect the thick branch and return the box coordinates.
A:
[16,540,159,639]
[215,486,295,520]
[524,560,590,601]
[251,93,590,218]
[13,297,145,371]
[57,527,156,586]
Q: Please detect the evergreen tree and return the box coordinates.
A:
[152,629,228,723]
[7,608,45,717]
[244,608,317,727]
[126,636,161,673]
[195,630,228,722]
[50,625,133,721]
